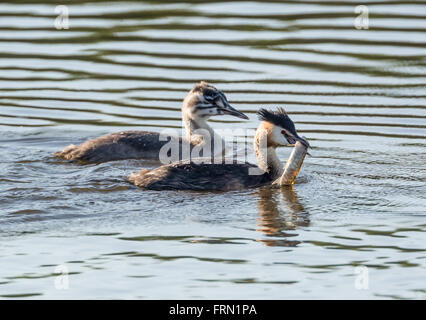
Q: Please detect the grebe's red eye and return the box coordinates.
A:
[281,130,286,135]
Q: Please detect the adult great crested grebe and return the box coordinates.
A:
[128,108,309,191]
[53,82,248,163]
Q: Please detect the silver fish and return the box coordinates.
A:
[274,141,308,186]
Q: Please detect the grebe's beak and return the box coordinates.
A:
[296,135,312,156]
[283,131,311,156]
[216,96,249,120]
[221,103,249,120]
[296,135,310,149]
[283,130,309,148]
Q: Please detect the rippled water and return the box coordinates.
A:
[0,0,425,299]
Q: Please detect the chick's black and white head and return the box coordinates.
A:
[183,81,248,120]
[257,107,309,148]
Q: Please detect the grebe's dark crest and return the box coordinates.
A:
[128,108,309,191]
[258,108,309,148]
[53,81,248,163]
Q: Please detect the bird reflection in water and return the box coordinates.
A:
[256,186,309,247]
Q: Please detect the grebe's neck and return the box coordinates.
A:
[183,115,214,139]
[253,130,282,181]
[182,112,225,156]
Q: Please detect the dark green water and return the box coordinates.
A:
[0,0,425,299]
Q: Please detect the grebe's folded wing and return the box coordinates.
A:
[54,130,173,163]
[128,160,271,191]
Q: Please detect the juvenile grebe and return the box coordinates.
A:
[54,82,248,163]
[128,108,309,191]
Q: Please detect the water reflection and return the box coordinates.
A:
[256,186,309,247]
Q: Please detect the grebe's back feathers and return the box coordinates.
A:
[128,159,272,191]
[54,131,176,163]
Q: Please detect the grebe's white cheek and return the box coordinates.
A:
[194,107,216,119]
[272,126,287,146]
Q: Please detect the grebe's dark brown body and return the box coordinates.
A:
[129,160,274,191]
[54,82,247,163]
[55,131,171,163]
[129,108,309,191]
